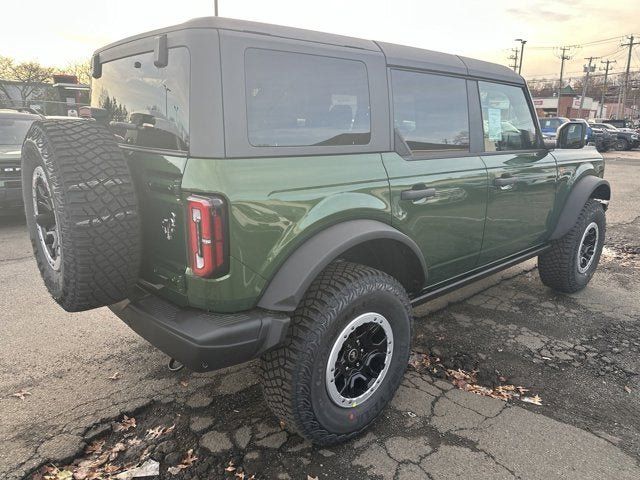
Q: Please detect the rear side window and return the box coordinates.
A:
[478,81,538,152]
[391,70,469,155]
[91,48,190,152]
[244,49,371,147]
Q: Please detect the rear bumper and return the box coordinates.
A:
[109,286,290,372]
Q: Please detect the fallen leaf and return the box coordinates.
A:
[114,415,136,432]
[145,424,175,440]
[624,386,632,394]
[167,449,198,475]
[84,440,105,455]
[108,372,121,381]
[225,461,236,472]
[234,472,245,480]
[307,476,319,480]
[11,389,32,400]
[522,395,543,406]
[108,443,127,461]
[179,380,189,388]
[127,437,143,447]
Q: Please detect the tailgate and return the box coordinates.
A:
[127,149,189,303]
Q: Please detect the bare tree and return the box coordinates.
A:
[0,55,54,104]
[60,60,92,85]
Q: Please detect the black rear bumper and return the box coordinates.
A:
[109,286,290,372]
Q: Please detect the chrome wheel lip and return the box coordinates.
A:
[32,166,62,271]
[326,312,394,408]
[577,221,599,274]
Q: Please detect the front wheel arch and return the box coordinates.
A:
[550,176,610,241]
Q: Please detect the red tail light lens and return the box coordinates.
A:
[187,195,229,278]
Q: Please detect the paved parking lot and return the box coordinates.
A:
[1,151,640,479]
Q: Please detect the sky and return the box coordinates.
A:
[1,0,639,81]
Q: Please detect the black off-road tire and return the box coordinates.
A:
[21,120,140,312]
[615,138,629,151]
[538,199,605,293]
[260,261,413,445]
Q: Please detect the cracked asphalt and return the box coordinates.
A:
[2,150,640,479]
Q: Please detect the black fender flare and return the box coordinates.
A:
[550,176,610,240]
[257,219,427,312]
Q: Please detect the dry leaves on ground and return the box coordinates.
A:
[12,389,32,400]
[113,415,137,432]
[145,424,175,440]
[108,372,121,381]
[167,449,198,475]
[410,351,543,405]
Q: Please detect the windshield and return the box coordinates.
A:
[0,118,34,145]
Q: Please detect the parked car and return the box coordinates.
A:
[570,119,613,152]
[0,109,42,214]
[602,119,637,131]
[538,116,569,141]
[22,17,610,445]
[590,122,639,150]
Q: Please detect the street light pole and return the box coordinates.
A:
[516,39,527,75]
[214,0,218,16]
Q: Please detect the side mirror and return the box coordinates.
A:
[557,122,587,149]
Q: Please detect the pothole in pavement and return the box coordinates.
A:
[28,382,378,480]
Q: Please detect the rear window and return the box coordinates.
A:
[91,48,190,152]
[244,49,371,147]
[540,118,564,129]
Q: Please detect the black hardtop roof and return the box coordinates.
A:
[95,16,524,84]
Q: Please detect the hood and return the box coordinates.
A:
[0,144,22,162]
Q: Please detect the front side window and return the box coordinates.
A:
[479,82,538,152]
[245,49,371,147]
[91,48,190,152]
[391,70,469,155]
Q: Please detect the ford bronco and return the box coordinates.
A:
[21,17,610,445]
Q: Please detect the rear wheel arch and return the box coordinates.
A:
[257,220,427,312]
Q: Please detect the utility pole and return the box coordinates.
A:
[508,48,519,72]
[214,0,219,16]
[515,39,527,74]
[555,46,572,115]
[599,59,615,118]
[620,35,639,119]
[579,56,599,118]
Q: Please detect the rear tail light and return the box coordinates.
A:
[187,195,229,278]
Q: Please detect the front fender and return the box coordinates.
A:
[257,219,427,312]
[550,176,610,240]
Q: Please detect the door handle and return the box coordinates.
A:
[494,176,517,188]
[401,187,437,201]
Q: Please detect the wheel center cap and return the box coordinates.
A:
[348,349,359,363]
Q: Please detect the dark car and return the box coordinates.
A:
[22,17,610,445]
[591,122,639,150]
[0,110,42,214]
[570,119,613,152]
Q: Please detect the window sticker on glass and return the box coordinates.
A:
[487,108,502,141]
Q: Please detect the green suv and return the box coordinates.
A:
[21,17,610,445]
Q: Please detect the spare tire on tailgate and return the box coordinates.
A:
[21,120,141,312]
